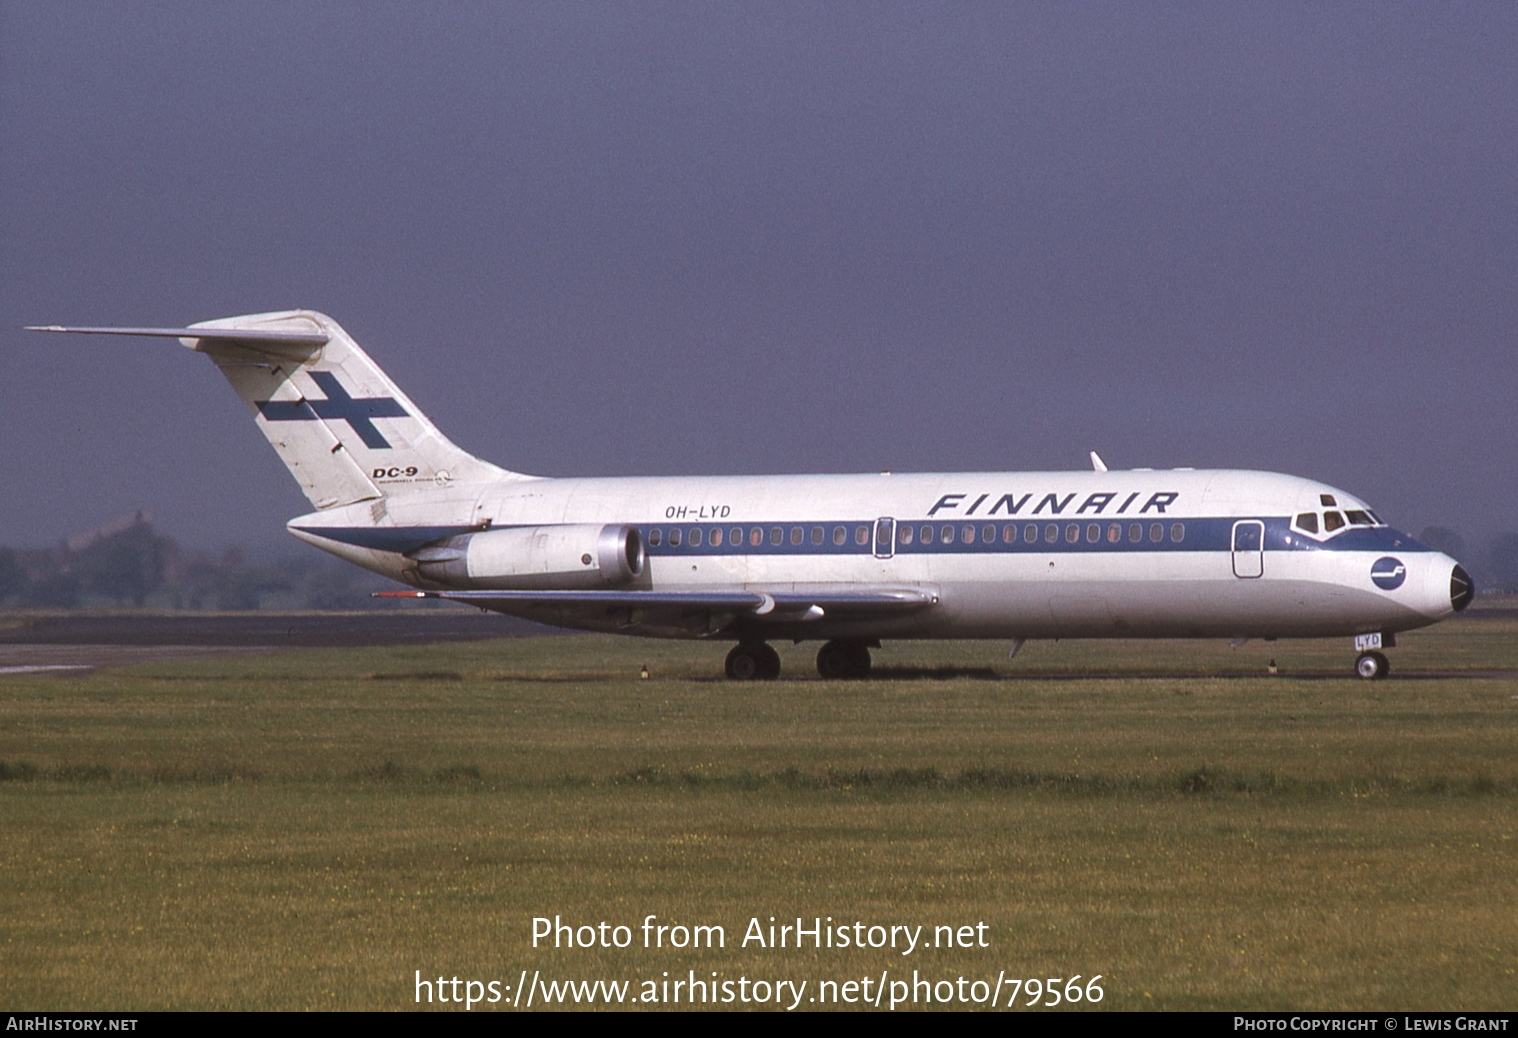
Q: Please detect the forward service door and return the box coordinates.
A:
[1231,520,1264,578]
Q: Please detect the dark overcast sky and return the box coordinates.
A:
[2,2,1514,554]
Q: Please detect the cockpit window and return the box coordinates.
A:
[1320,494,1337,507]
[1346,510,1372,526]
[1323,511,1346,532]
[1294,512,1319,535]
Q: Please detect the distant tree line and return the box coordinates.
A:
[0,513,395,610]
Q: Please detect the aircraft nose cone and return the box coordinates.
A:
[1450,563,1474,613]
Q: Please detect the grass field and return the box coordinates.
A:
[1,617,1515,1011]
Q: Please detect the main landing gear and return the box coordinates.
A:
[725,642,780,681]
[815,640,872,680]
[723,639,876,681]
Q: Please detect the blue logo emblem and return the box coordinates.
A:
[1371,556,1406,590]
[257,371,408,449]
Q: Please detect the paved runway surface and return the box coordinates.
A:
[1,609,1513,679]
[0,610,561,674]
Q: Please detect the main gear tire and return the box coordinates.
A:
[727,643,781,681]
[816,640,872,679]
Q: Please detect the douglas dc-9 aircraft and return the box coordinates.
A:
[31,311,1472,681]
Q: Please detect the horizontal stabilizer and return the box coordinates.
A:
[30,310,516,510]
[27,324,329,358]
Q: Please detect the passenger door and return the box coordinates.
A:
[1231,520,1264,578]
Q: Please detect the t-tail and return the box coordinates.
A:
[29,310,518,511]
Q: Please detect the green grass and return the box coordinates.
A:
[1,617,1516,1010]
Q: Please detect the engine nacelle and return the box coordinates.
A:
[408,524,645,589]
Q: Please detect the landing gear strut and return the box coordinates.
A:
[1355,651,1390,680]
[816,640,872,680]
[726,642,780,681]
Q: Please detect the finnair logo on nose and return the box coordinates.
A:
[1371,557,1407,590]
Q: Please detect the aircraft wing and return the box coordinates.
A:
[375,586,937,620]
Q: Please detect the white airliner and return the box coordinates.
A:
[30,311,1472,681]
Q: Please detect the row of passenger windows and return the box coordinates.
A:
[644,522,1188,548]
[648,525,871,548]
[904,522,1185,545]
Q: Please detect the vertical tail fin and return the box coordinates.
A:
[187,310,515,509]
[30,310,519,510]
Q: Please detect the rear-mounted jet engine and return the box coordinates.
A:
[407,524,644,589]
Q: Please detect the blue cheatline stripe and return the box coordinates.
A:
[639,518,1430,556]
[296,518,1434,556]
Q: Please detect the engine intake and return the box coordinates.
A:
[408,524,644,589]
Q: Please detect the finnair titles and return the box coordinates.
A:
[29,311,1472,681]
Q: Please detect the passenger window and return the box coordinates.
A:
[648,528,662,547]
[941,525,956,545]
[899,524,914,545]
[769,527,783,546]
[962,525,975,544]
[855,526,869,545]
[1170,523,1184,543]
[750,528,763,547]
[730,527,742,546]
[790,527,803,546]
[833,526,847,546]
[689,527,702,546]
[811,526,824,545]
[1044,524,1058,543]
[1025,524,1038,543]
[921,525,934,544]
[1149,523,1163,542]
[1295,512,1319,535]
[1129,523,1142,543]
[1107,523,1121,543]
[710,527,723,547]
[1065,524,1079,543]
[1086,524,1100,543]
[1323,511,1345,532]
[669,528,682,547]
[1003,525,1016,544]
[984,524,996,544]
[1346,510,1371,526]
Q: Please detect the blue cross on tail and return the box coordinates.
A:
[257,371,409,449]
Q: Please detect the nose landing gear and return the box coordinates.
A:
[1353,632,1394,680]
[1355,650,1390,680]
